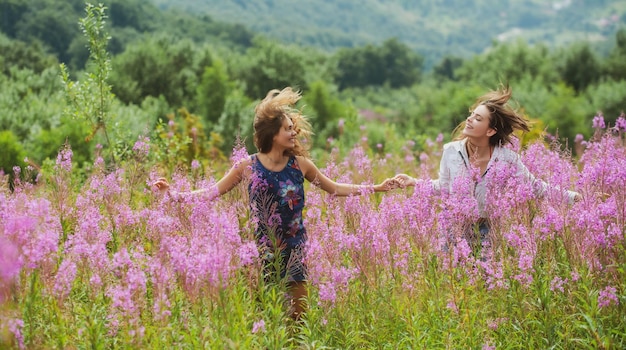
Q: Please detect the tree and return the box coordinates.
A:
[110,35,205,107]
[0,130,26,187]
[333,39,422,90]
[15,2,81,64]
[194,59,231,129]
[455,40,559,87]
[381,38,423,88]
[234,38,309,99]
[0,33,57,74]
[432,56,464,81]
[559,43,600,93]
[604,28,626,81]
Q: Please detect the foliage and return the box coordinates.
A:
[333,38,423,90]
[558,42,602,93]
[193,59,231,129]
[150,0,626,68]
[60,3,118,167]
[0,33,57,75]
[109,34,208,107]
[232,38,312,99]
[1,120,625,348]
[0,130,25,177]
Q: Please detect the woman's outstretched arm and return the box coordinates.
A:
[297,156,396,195]
[153,158,252,199]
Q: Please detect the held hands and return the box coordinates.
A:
[376,177,400,192]
[375,175,415,191]
[372,174,418,192]
[392,174,417,188]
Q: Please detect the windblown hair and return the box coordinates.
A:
[455,85,531,146]
[253,87,313,157]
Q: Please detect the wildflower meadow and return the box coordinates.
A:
[1,114,625,349]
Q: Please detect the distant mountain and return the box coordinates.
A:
[150,0,625,67]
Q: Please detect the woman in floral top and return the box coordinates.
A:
[154,87,396,319]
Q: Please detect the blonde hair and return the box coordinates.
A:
[253,87,313,157]
[454,85,530,146]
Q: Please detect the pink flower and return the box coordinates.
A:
[592,113,605,129]
[251,319,266,334]
[191,159,200,170]
[598,286,618,308]
[55,146,73,172]
[132,136,150,157]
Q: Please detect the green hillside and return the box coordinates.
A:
[151,0,626,67]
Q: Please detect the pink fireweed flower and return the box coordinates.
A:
[346,145,372,177]
[592,113,606,129]
[446,300,459,314]
[3,195,61,271]
[317,283,338,305]
[53,259,77,300]
[578,133,626,198]
[132,135,150,157]
[2,318,25,349]
[106,248,148,336]
[550,276,566,293]
[251,319,266,334]
[55,146,73,172]
[520,142,578,206]
[230,142,250,166]
[615,113,626,132]
[484,160,535,221]
[598,286,618,308]
[154,190,247,293]
[0,235,21,302]
[487,317,508,331]
[191,159,200,170]
[533,206,564,240]
[237,241,259,266]
[64,201,112,288]
[479,259,507,290]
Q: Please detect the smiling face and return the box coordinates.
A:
[272,117,297,150]
[463,104,497,142]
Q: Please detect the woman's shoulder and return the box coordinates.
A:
[442,140,464,152]
[493,145,521,162]
[293,155,313,168]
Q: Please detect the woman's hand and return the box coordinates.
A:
[375,177,401,192]
[393,174,417,188]
[152,177,170,192]
[152,178,185,201]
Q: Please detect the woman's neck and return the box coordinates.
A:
[261,150,286,164]
[466,138,493,159]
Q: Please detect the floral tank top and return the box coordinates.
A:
[248,154,306,249]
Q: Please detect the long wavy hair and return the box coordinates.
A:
[253,87,313,157]
[454,85,530,146]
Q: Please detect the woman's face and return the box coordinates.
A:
[463,104,496,140]
[272,117,297,149]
